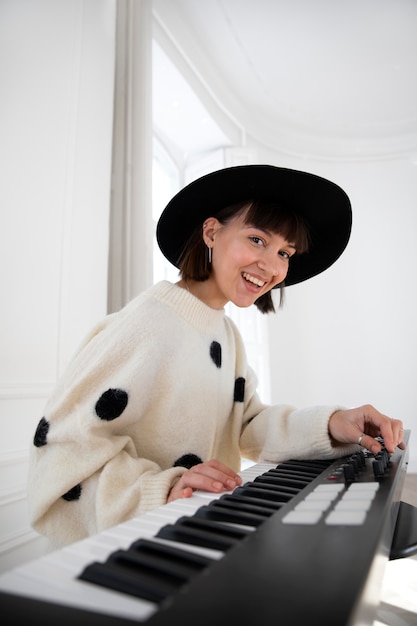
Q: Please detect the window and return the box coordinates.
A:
[152,138,180,285]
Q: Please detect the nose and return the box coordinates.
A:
[258,252,288,281]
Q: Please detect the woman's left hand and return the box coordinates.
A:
[328,404,406,455]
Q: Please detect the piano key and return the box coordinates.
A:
[283,459,333,469]
[255,473,310,489]
[129,538,212,570]
[80,556,178,603]
[278,460,332,473]
[240,462,277,479]
[1,548,158,622]
[266,467,320,480]
[252,476,301,493]
[203,494,275,517]
[156,514,253,550]
[113,516,226,562]
[194,503,265,527]
[220,491,283,510]
[79,539,211,603]
[233,482,295,502]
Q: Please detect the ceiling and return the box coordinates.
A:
[152,0,417,160]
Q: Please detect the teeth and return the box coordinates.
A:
[242,272,265,287]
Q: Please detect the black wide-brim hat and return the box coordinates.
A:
[156,164,352,287]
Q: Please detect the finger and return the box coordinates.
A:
[202,460,243,484]
[357,433,381,455]
[190,461,242,490]
[396,425,406,450]
[167,485,193,503]
[358,416,406,455]
[180,470,224,493]
[378,418,405,454]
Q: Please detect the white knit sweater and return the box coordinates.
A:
[27,281,357,545]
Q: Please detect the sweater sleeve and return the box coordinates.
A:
[27,297,186,546]
[239,366,359,463]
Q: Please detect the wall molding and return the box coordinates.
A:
[0,382,54,399]
[108,0,153,313]
[0,486,26,506]
[0,448,28,464]
[0,527,38,555]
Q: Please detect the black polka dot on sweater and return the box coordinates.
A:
[173,454,203,469]
[62,484,82,501]
[95,388,128,421]
[234,377,245,402]
[210,341,222,368]
[33,417,49,447]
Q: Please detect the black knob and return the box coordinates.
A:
[343,463,355,482]
[373,458,385,477]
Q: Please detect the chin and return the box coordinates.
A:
[231,296,258,309]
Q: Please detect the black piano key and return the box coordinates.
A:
[252,477,300,495]
[255,473,309,489]
[233,483,293,506]
[232,484,295,502]
[156,515,252,551]
[78,538,212,604]
[194,503,266,527]
[128,538,212,575]
[79,551,182,603]
[215,494,276,517]
[266,468,319,480]
[222,492,283,511]
[279,460,332,472]
[295,458,332,465]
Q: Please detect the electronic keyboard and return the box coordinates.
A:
[0,432,413,626]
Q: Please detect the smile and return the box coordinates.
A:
[242,272,266,287]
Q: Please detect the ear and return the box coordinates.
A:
[202,217,220,247]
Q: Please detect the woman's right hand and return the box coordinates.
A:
[167,459,242,503]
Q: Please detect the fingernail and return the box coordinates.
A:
[371,445,379,454]
[226,479,236,488]
[213,481,223,490]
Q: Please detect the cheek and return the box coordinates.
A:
[224,239,254,267]
[213,231,256,273]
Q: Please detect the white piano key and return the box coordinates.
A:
[240,463,276,482]
[1,552,157,622]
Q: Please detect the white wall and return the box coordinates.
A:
[0,0,116,571]
[262,152,417,472]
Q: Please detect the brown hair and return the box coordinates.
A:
[178,200,310,313]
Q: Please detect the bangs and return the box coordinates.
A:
[243,200,310,254]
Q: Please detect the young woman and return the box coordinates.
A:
[28,165,405,545]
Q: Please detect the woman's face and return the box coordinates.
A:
[202,211,296,309]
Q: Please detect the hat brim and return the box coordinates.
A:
[156,165,352,287]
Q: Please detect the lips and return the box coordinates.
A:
[242,272,266,288]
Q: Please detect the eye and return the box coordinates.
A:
[249,236,265,246]
[279,250,293,260]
